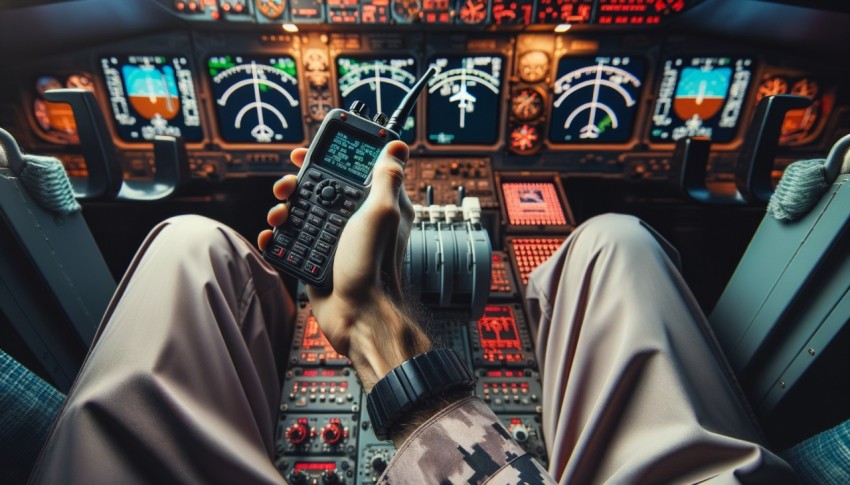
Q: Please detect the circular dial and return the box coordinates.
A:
[518,51,549,83]
[256,0,286,19]
[511,87,545,121]
[458,0,488,24]
[427,56,503,145]
[392,0,421,23]
[35,76,62,96]
[307,90,332,121]
[337,57,417,142]
[550,56,645,143]
[320,421,344,445]
[66,73,95,91]
[509,123,541,154]
[285,422,309,445]
[208,55,304,143]
[757,76,788,98]
[756,75,831,146]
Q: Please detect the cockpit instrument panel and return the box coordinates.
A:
[491,0,535,25]
[650,56,754,144]
[290,0,326,22]
[208,55,304,144]
[100,55,203,143]
[549,56,645,144]
[501,181,568,226]
[597,0,688,25]
[756,75,835,146]
[32,73,95,144]
[336,56,417,143]
[427,55,503,146]
[536,0,593,24]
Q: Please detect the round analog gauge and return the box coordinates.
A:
[509,123,541,155]
[511,87,545,121]
[256,0,285,19]
[756,75,831,146]
[518,51,549,83]
[392,0,421,23]
[303,49,329,72]
[791,78,819,98]
[757,76,788,98]
[35,76,62,96]
[308,90,332,121]
[66,73,95,91]
[458,0,488,24]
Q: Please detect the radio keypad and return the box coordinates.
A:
[269,177,354,281]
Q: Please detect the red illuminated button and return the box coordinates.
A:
[321,421,344,445]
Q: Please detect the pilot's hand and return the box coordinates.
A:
[258,141,431,393]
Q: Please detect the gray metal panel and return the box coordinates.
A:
[709,175,850,373]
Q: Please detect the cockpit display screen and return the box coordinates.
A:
[336,56,417,143]
[207,55,304,144]
[502,182,568,226]
[100,55,202,143]
[549,56,645,143]
[426,55,503,145]
[650,56,754,143]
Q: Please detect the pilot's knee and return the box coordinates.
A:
[572,213,663,258]
[150,215,248,257]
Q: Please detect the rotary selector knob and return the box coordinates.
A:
[371,455,388,473]
[289,469,307,485]
[321,421,344,445]
[286,422,310,445]
[322,469,344,484]
[509,423,530,443]
[349,100,369,118]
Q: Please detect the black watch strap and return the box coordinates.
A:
[366,348,475,440]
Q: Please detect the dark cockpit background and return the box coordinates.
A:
[1,0,849,479]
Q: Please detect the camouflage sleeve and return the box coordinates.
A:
[379,397,556,484]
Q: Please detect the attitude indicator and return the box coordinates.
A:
[101,55,202,142]
[427,55,502,145]
[549,56,645,143]
[208,55,304,144]
[650,56,754,143]
[336,57,417,143]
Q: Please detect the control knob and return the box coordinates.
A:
[349,100,369,118]
[286,422,310,446]
[371,455,388,474]
[321,421,344,445]
[509,423,530,443]
[289,469,307,485]
[322,469,344,484]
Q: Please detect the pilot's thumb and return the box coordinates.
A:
[366,140,409,212]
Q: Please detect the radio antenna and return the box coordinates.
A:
[386,66,437,135]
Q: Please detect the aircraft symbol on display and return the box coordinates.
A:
[213,60,299,143]
[553,61,641,140]
[430,58,501,130]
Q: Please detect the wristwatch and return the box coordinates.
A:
[366,348,475,440]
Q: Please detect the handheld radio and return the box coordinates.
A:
[263,67,436,287]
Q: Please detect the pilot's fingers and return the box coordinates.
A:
[257,229,273,251]
[273,174,298,201]
[290,148,308,168]
[267,203,289,227]
[363,141,409,217]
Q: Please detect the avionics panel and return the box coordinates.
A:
[100,55,203,143]
[649,56,755,144]
[536,0,593,24]
[31,73,95,144]
[207,55,304,144]
[755,74,836,147]
[497,172,574,233]
[336,56,417,143]
[549,55,645,144]
[597,0,689,25]
[426,55,504,146]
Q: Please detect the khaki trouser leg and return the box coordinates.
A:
[31,215,294,484]
[526,214,795,484]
